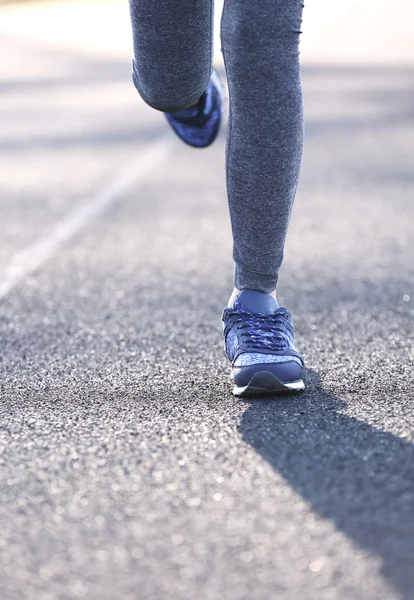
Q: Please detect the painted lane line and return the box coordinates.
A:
[0,136,173,300]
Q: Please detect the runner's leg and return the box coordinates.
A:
[221,0,305,293]
[128,0,214,112]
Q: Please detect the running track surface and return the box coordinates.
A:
[1,2,414,599]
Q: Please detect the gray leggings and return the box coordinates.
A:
[129,0,304,293]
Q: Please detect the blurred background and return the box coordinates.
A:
[1,2,414,600]
[0,0,413,289]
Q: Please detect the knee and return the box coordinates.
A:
[132,61,207,113]
[136,85,198,113]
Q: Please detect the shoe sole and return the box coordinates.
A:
[232,371,305,397]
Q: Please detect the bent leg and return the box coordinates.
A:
[221,0,305,293]
[129,0,214,112]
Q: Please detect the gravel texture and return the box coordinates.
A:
[1,6,414,600]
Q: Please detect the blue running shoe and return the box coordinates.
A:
[165,70,223,149]
[222,289,305,397]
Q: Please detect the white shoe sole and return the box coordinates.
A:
[232,370,305,397]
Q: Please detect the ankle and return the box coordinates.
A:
[228,287,278,307]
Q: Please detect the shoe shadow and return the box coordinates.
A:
[238,369,414,598]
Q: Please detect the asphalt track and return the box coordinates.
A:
[1,2,414,599]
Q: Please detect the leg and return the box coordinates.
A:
[129,0,214,112]
[221,0,305,293]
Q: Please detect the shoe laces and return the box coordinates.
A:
[228,307,293,353]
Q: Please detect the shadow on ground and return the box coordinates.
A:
[239,369,414,599]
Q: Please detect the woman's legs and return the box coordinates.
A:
[129,0,305,295]
[129,0,306,394]
[221,0,305,294]
[128,0,214,112]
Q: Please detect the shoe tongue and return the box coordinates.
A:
[234,289,279,315]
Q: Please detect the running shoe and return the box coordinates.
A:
[165,69,223,148]
[222,289,305,397]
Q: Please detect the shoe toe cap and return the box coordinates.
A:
[232,360,304,387]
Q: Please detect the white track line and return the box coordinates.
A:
[0,136,173,300]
